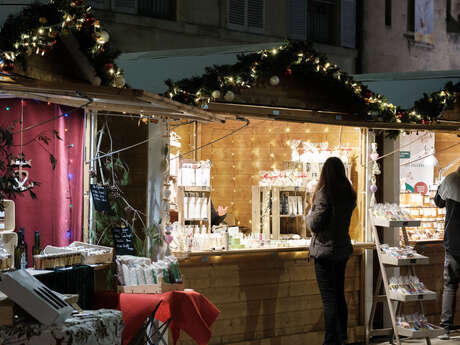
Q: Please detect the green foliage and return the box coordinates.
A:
[166,40,459,128]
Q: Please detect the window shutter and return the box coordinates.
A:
[247,0,264,29]
[87,0,107,9]
[111,0,137,14]
[288,0,307,40]
[341,0,356,48]
[229,0,245,26]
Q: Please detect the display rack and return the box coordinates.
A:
[367,218,445,345]
[176,186,212,232]
[251,186,307,240]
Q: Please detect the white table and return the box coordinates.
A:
[0,309,123,345]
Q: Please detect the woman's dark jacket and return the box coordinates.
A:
[306,187,356,260]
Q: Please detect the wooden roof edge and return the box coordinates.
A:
[210,103,460,133]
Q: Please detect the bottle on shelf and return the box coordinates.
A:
[14,227,27,269]
[32,231,41,256]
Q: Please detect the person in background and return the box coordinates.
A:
[435,166,460,339]
[306,157,356,345]
[211,202,227,226]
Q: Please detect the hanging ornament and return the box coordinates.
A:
[211,90,221,99]
[10,155,34,192]
[85,15,96,26]
[285,68,292,76]
[269,75,280,86]
[370,143,379,161]
[369,184,378,193]
[111,74,125,88]
[224,91,235,102]
[93,30,110,45]
[103,63,114,72]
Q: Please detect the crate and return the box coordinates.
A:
[44,242,113,265]
[0,200,15,232]
[117,279,184,294]
[0,231,17,269]
[33,251,82,270]
[68,241,113,264]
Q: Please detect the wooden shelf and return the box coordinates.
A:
[379,253,429,266]
[185,218,209,222]
[179,186,211,192]
[396,326,445,338]
[374,219,421,227]
[389,291,436,302]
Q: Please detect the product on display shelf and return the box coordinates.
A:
[169,223,309,253]
[0,238,11,270]
[179,160,211,187]
[400,189,445,242]
[372,203,414,222]
[396,313,438,331]
[115,255,182,287]
[379,244,423,259]
[388,275,432,295]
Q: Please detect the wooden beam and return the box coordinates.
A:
[208,102,460,132]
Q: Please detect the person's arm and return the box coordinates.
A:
[211,202,226,226]
[434,189,446,208]
[306,190,330,234]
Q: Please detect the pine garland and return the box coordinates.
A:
[0,0,125,87]
[166,41,458,127]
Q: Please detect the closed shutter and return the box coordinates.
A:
[87,0,107,9]
[247,0,264,29]
[229,0,245,26]
[111,0,137,14]
[341,0,356,48]
[288,0,307,40]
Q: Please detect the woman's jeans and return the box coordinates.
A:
[314,258,349,345]
[441,252,460,330]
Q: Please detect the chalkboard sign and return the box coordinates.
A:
[90,184,112,214]
[112,226,136,256]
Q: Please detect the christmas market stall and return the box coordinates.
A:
[0,1,223,344]
[164,41,460,345]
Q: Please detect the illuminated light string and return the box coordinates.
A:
[166,42,457,126]
[0,1,125,87]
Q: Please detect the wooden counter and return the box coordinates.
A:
[176,245,372,345]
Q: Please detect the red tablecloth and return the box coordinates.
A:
[95,290,220,345]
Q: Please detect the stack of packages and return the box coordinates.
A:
[388,275,431,296]
[116,255,182,287]
[397,313,438,331]
[379,244,424,259]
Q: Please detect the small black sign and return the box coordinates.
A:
[90,184,112,213]
[112,226,136,256]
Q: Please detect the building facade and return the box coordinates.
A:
[89,0,358,73]
[362,0,460,73]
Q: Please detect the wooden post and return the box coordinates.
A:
[83,110,97,243]
[272,187,280,240]
[251,186,260,234]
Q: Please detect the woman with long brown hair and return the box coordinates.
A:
[307,156,356,345]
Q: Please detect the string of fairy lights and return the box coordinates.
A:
[166,41,457,127]
[0,0,125,87]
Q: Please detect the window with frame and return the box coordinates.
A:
[288,0,356,48]
[110,0,176,20]
[228,0,265,33]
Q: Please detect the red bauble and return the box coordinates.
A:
[104,63,114,71]
[85,16,96,25]
[285,68,292,76]
[1,60,15,72]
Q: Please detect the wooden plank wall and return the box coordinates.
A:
[189,119,363,240]
[176,251,365,345]
[435,132,460,180]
